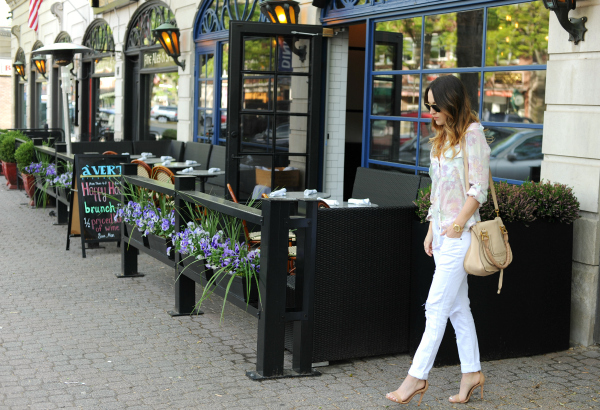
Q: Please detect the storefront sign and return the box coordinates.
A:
[0,59,13,76]
[142,49,176,70]
[94,56,115,74]
[278,41,292,72]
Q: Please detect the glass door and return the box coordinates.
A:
[227,21,324,200]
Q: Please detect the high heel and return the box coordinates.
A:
[386,380,429,406]
[449,372,485,404]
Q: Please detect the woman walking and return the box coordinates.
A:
[386,75,490,405]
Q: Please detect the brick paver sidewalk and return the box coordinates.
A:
[0,184,599,409]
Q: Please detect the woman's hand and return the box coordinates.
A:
[441,228,462,239]
[424,229,433,257]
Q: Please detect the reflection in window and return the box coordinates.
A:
[486,3,549,66]
[488,126,543,181]
[37,82,48,128]
[372,75,420,117]
[420,72,481,116]
[95,77,116,141]
[374,17,422,71]
[482,71,545,124]
[149,72,179,140]
[197,53,214,142]
[370,120,433,167]
[424,9,484,69]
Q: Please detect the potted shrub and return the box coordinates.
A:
[410,180,579,365]
[0,132,5,176]
[0,133,18,189]
[15,142,36,205]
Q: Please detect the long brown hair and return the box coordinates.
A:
[425,75,479,159]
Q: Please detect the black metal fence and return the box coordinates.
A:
[119,163,319,379]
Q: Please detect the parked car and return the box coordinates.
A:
[150,105,178,122]
[489,129,543,181]
[247,123,290,148]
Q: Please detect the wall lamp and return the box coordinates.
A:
[542,0,587,44]
[32,55,47,79]
[13,60,26,81]
[260,0,307,62]
[152,23,185,71]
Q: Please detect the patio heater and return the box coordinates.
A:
[31,43,93,154]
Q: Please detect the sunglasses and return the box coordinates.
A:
[424,103,441,113]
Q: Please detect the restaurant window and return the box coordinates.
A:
[193,0,264,145]
[124,1,179,141]
[368,1,549,183]
[82,19,116,141]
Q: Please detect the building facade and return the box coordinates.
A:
[5,0,599,346]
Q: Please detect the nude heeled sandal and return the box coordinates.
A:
[449,372,485,404]
[386,380,429,406]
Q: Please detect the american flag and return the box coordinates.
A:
[28,0,42,31]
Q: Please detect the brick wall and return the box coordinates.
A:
[323,31,349,202]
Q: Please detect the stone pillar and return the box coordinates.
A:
[542,2,600,346]
[322,30,349,203]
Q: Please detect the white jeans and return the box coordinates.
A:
[408,229,481,380]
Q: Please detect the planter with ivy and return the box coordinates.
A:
[410,180,578,365]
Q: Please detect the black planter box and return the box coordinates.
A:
[410,218,573,366]
[147,233,174,260]
[226,274,259,304]
[57,187,70,203]
[124,223,149,248]
[180,256,209,280]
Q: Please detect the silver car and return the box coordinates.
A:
[489,129,543,181]
[150,105,178,122]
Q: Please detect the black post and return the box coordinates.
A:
[118,163,144,278]
[169,176,202,316]
[292,201,318,374]
[252,199,292,378]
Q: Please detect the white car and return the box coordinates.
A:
[150,105,178,122]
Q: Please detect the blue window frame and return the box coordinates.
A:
[193,0,266,144]
[359,0,549,184]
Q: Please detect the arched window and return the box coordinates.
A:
[81,19,116,141]
[124,1,180,141]
[54,31,72,43]
[192,0,265,144]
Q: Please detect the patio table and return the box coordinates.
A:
[175,169,225,192]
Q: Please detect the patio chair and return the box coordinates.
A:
[131,160,152,178]
[102,150,118,155]
[151,165,175,184]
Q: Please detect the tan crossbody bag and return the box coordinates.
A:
[461,139,513,294]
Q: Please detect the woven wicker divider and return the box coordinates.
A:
[286,205,415,362]
[351,167,421,207]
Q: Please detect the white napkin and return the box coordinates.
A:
[185,160,198,165]
[162,161,172,166]
[348,198,371,205]
[180,167,194,173]
[283,166,298,171]
[208,168,221,173]
[269,188,287,197]
[161,156,173,161]
[318,197,339,206]
[121,152,129,155]
[304,189,317,196]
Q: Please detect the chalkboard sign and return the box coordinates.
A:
[72,154,129,257]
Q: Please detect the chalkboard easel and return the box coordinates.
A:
[67,154,129,258]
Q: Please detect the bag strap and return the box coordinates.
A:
[461,137,498,215]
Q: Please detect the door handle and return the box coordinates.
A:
[230,131,238,139]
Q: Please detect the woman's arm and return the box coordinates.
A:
[443,197,479,238]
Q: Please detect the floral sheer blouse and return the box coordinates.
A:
[426,122,491,246]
